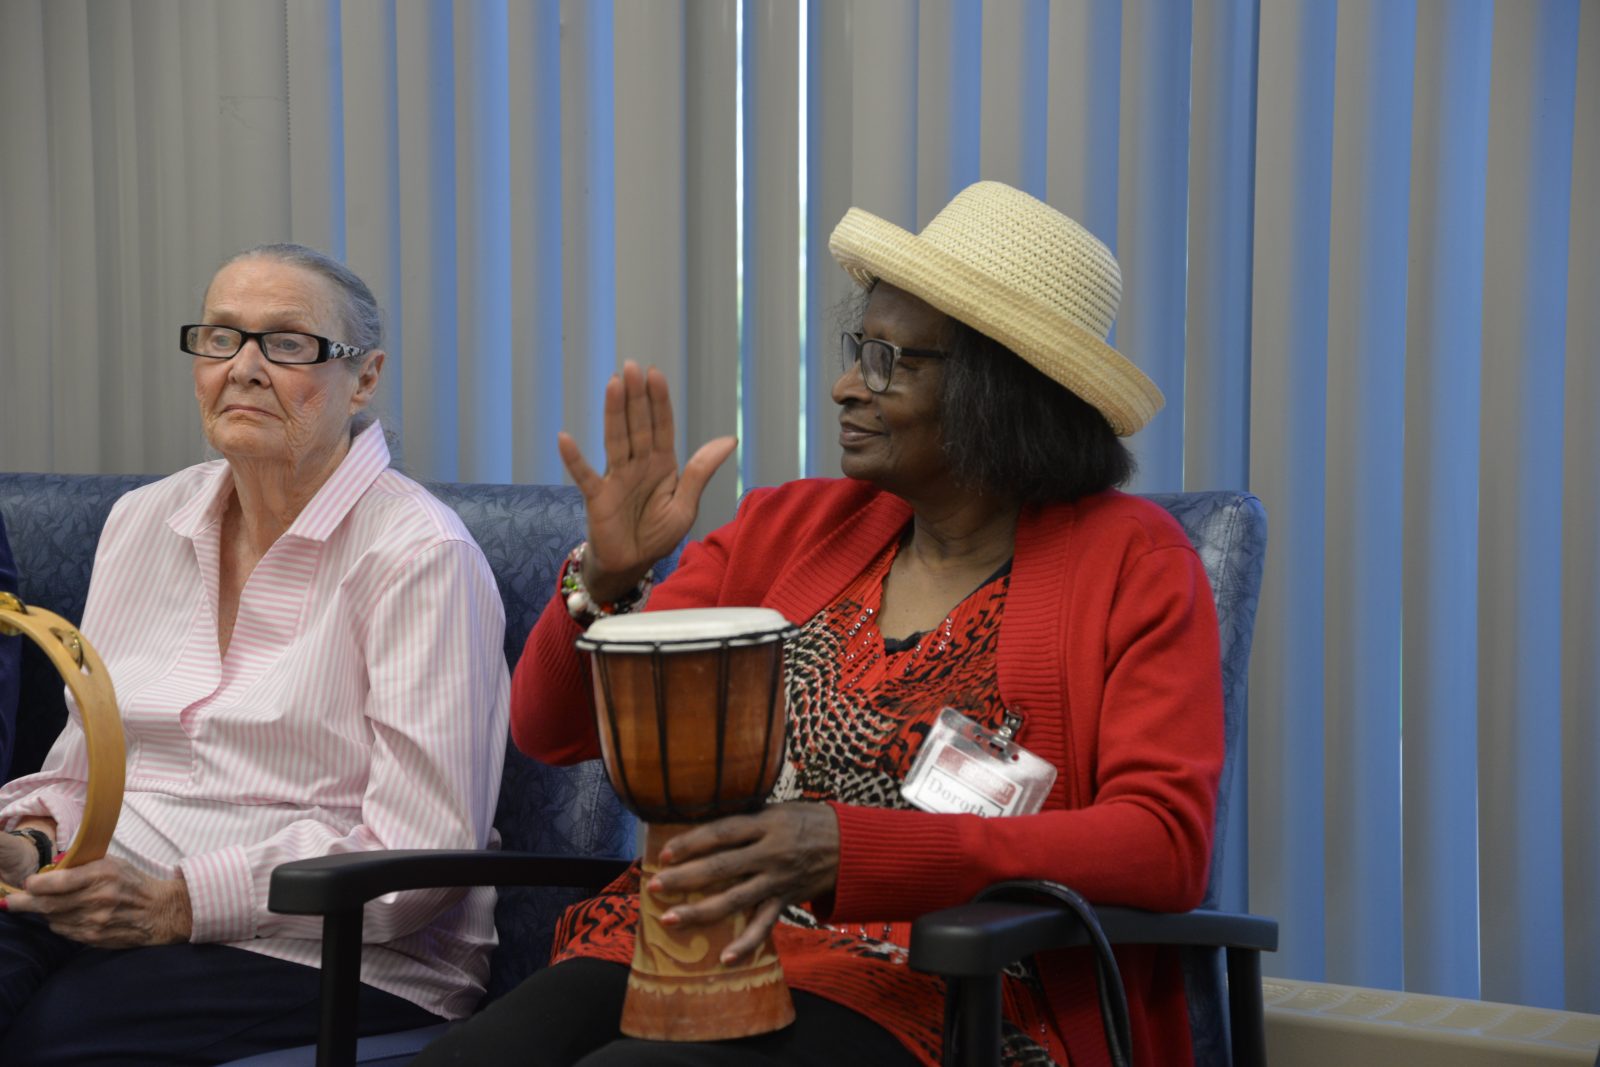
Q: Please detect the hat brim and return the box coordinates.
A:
[828,207,1163,436]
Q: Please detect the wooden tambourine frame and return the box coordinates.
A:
[0,592,124,896]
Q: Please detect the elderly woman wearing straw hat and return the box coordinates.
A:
[417,181,1223,1067]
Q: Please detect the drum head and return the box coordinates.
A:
[577,606,795,653]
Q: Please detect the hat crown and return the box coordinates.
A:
[916,181,1122,340]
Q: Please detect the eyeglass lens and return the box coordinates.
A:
[839,333,892,392]
[185,326,322,365]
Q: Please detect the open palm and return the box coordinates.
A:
[558,361,736,601]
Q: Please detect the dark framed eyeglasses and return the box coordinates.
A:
[180,324,368,366]
[839,331,947,393]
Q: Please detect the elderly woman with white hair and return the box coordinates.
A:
[0,245,509,1066]
[418,182,1224,1067]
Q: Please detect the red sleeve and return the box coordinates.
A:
[823,543,1224,921]
[509,498,761,763]
[509,594,595,763]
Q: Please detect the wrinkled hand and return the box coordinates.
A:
[558,361,736,602]
[0,831,41,887]
[3,857,193,947]
[651,803,840,965]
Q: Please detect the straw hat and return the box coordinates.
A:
[828,180,1163,436]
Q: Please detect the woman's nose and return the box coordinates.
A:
[831,357,869,405]
[227,336,272,384]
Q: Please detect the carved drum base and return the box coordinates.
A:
[621,823,796,1041]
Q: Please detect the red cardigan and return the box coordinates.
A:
[513,479,1224,1066]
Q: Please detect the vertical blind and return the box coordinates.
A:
[0,0,1594,1014]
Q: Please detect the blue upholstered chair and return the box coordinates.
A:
[0,472,641,1067]
[1,476,1269,1066]
[0,511,21,779]
[910,489,1275,1067]
[232,482,653,1066]
[259,488,1273,1067]
[0,473,159,782]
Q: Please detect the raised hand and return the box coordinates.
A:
[648,803,841,965]
[558,361,736,602]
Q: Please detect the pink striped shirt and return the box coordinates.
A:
[0,422,510,1019]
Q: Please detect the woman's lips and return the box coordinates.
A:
[222,405,276,418]
[838,422,879,447]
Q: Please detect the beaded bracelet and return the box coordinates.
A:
[559,542,653,625]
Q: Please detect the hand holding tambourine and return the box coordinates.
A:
[0,593,124,896]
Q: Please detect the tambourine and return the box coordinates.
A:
[0,592,124,896]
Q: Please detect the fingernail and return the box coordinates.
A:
[660,911,680,927]
[647,876,663,893]
[720,950,736,965]
[0,897,9,911]
[657,849,673,865]
[53,852,65,864]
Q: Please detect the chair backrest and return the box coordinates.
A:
[1141,491,1267,913]
[0,471,647,1003]
[1143,490,1268,1067]
[0,472,158,779]
[425,481,650,1000]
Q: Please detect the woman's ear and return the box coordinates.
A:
[351,350,386,410]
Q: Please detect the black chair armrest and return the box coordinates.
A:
[909,882,1278,1067]
[268,849,631,1067]
[268,849,631,915]
[910,902,1278,976]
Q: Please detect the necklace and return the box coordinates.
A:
[841,606,955,685]
[902,614,955,673]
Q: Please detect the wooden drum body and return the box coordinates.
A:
[577,607,797,1041]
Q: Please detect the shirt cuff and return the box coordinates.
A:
[0,793,83,846]
[179,844,258,943]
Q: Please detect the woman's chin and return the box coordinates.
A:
[838,459,901,497]
[837,454,879,484]
[207,425,285,464]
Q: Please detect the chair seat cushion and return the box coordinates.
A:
[219,1022,452,1065]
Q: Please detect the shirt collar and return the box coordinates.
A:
[166,421,392,543]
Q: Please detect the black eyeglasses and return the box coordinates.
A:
[180,325,368,366]
[839,332,947,393]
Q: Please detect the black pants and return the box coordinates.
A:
[0,914,442,1066]
[413,957,923,1066]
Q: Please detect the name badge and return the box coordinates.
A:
[901,707,1057,817]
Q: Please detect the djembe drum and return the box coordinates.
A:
[0,593,124,895]
[577,606,797,1041]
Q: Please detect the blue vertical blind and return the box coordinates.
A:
[1249,0,1336,987]
[0,0,1595,1014]
[1400,0,1492,1001]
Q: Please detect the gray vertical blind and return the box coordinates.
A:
[0,0,1595,1015]
[1561,0,1600,1013]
